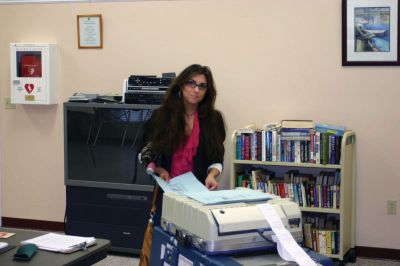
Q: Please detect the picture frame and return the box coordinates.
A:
[77,14,103,49]
[342,0,400,65]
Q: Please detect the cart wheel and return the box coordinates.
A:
[345,248,357,263]
[333,261,345,266]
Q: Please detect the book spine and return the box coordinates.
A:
[256,131,262,161]
[297,183,303,207]
[281,140,287,162]
[251,170,257,190]
[314,185,319,208]
[262,130,266,161]
[293,183,299,205]
[235,134,241,159]
[295,140,301,163]
[321,133,331,165]
[272,130,277,162]
[313,229,318,252]
[329,134,335,164]
[237,174,243,188]
[301,183,306,207]
[309,132,314,163]
[315,132,321,164]
[319,230,327,254]
[276,134,281,162]
[325,230,332,255]
[250,133,256,160]
[240,133,245,160]
[267,131,272,161]
[335,135,342,164]
[290,140,295,162]
[244,134,250,160]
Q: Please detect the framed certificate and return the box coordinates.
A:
[77,14,103,49]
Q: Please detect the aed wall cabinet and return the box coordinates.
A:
[10,43,58,105]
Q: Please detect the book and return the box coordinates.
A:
[235,134,241,159]
[315,131,321,164]
[326,230,333,254]
[0,243,15,255]
[280,127,311,133]
[271,130,277,162]
[21,233,96,253]
[250,133,256,160]
[256,130,263,161]
[318,230,327,254]
[251,169,262,190]
[243,134,251,160]
[0,231,15,238]
[314,123,346,136]
[281,120,313,129]
[236,124,257,134]
[263,122,280,131]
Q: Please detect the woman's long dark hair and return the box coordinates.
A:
[147,64,224,159]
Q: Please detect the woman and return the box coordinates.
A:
[139,64,226,265]
[144,63,226,222]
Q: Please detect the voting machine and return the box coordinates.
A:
[160,192,303,255]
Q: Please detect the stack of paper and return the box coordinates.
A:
[189,189,274,205]
[21,233,96,253]
[0,231,15,238]
[153,172,273,205]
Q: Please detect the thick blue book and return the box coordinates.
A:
[315,123,346,136]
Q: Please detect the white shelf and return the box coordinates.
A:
[231,127,356,261]
[232,159,342,169]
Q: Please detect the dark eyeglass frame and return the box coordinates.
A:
[185,79,208,90]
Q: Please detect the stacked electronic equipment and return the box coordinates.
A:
[123,73,175,104]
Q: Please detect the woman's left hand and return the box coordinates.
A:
[205,174,218,191]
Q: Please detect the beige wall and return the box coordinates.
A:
[0,0,399,249]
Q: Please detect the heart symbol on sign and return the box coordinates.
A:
[25,84,34,94]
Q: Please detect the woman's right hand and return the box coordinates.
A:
[155,166,170,182]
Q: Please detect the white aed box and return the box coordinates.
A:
[10,43,58,105]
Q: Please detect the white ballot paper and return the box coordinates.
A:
[188,189,274,205]
[153,172,208,194]
[258,203,317,266]
[21,233,96,253]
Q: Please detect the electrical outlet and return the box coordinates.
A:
[387,200,397,215]
[5,97,16,109]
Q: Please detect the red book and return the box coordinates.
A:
[243,134,250,160]
[278,183,286,198]
[19,54,42,77]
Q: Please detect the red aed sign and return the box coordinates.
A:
[19,55,42,77]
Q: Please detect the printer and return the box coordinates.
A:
[160,192,303,255]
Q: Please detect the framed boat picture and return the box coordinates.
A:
[342,0,400,65]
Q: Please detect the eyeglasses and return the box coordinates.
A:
[185,80,207,90]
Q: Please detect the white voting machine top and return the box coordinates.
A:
[161,192,303,255]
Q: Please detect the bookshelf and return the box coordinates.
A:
[230,125,356,262]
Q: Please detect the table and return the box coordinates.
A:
[0,227,110,266]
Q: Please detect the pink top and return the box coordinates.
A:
[170,112,200,178]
